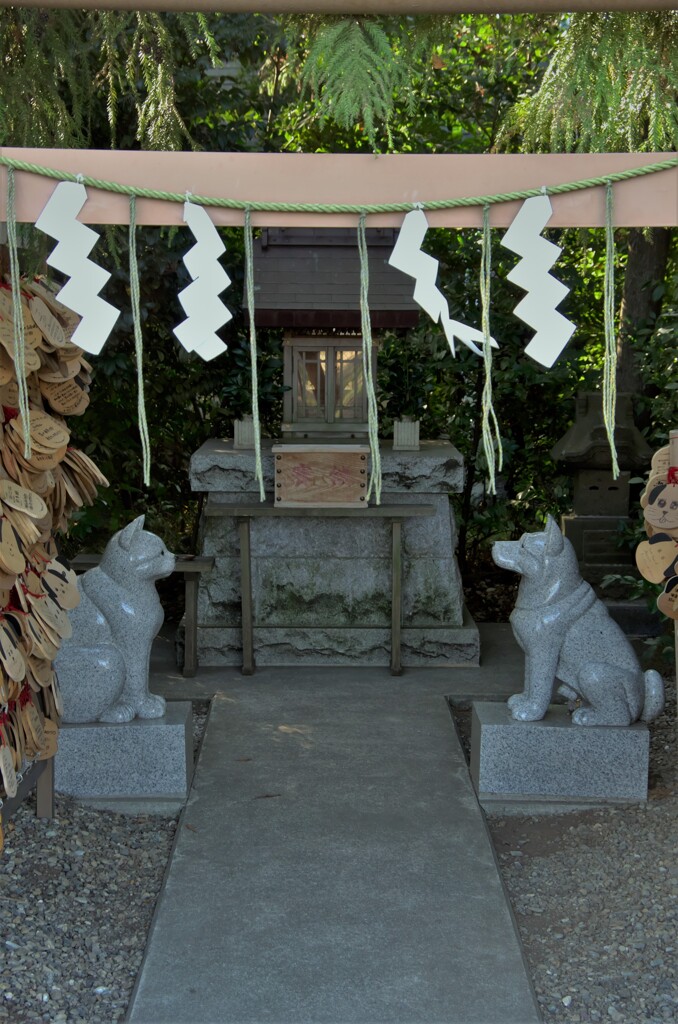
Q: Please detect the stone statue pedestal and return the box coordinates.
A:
[470,702,650,809]
[55,701,193,800]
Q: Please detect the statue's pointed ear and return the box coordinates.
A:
[119,515,145,551]
[544,515,564,556]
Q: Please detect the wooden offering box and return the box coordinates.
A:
[272,444,370,507]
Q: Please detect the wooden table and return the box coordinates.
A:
[1,756,54,825]
[203,502,436,675]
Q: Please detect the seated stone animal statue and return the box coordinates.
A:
[492,516,664,727]
[55,516,176,723]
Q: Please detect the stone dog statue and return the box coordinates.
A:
[492,516,664,727]
[55,516,175,723]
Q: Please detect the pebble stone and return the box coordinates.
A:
[1,683,675,1024]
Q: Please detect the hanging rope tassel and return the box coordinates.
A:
[6,168,31,460]
[244,208,265,503]
[129,196,152,487]
[603,181,620,479]
[357,212,382,505]
[479,204,503,495]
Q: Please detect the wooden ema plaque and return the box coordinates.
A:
[272,445,370,508]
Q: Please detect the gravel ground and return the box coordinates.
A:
[485,671,677,1024]
[1,684,675,1024]
[0,702,210,1024]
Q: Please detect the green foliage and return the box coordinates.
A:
[293,18,422,149]
[4,9,675,591]
[633,263,678,449]
[282,14,558,152]
[377,331,438,423]
[374,226,604,566]
[0,10,221,149]
[499,12,678,153]
[61,225,285,556]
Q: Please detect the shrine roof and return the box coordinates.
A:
[249,228,420,329]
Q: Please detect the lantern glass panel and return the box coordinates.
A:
[284,335,374,436]
[334,348,364,421]
[296,349,327,420]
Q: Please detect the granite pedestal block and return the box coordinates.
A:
[55,701,193,799]
[470,702,650,805]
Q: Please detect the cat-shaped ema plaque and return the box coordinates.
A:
[643,482,678,535]
[55,516,175,723]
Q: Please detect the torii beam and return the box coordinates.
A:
[1,150,677,228]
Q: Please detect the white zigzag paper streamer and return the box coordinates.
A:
[501,194,575,368]
[34,181,120,355]
[173,202,231,361]
[389,208,498,358]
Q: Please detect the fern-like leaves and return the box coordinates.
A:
[499,12,678,153]
[300,18,415,149]
[0,11,222,151]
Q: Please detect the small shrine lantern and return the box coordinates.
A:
[249,228,419,441]
[283,334,368,438]
[193,231,477,669]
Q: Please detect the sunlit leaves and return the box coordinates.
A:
[499,13,678,154]
[298,19,414,149]
[1,10,222,150]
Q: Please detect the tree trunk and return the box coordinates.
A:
[617,227,672,394]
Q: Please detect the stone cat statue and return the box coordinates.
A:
[55,516,176,723]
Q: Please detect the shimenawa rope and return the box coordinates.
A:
[244,208,265,503]
[128,196,152,487]
[479,204,503,495]
[5,168,31,459]
[603,181,620,479]
[357,212,382,505]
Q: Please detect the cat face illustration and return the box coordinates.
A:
[644,483,678,532]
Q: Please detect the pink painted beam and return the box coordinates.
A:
[1,149,676,228]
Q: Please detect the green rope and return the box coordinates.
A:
[479,205,503,496]
[1,154,676,215]
[357,212,382,505]
[129,196,152,487]
[603,181,620,480]
[244,208,265,503]
[5,167,31,460]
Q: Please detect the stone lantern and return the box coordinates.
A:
[551,392,652,587]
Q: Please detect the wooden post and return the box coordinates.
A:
[391,519,403,676]
[182,571,200,678]
[35,758,55,819]
[238,518,255,675]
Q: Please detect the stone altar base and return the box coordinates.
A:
[470,702,650,807]
[190,440,479,669]
[55,702,193,800]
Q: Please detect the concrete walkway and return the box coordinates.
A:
[127,627,541,1024]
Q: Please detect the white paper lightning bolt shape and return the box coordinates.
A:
[173,202,231,361]
[389,208,498,358]
[501,194,575,368]
[34,181,120,355]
